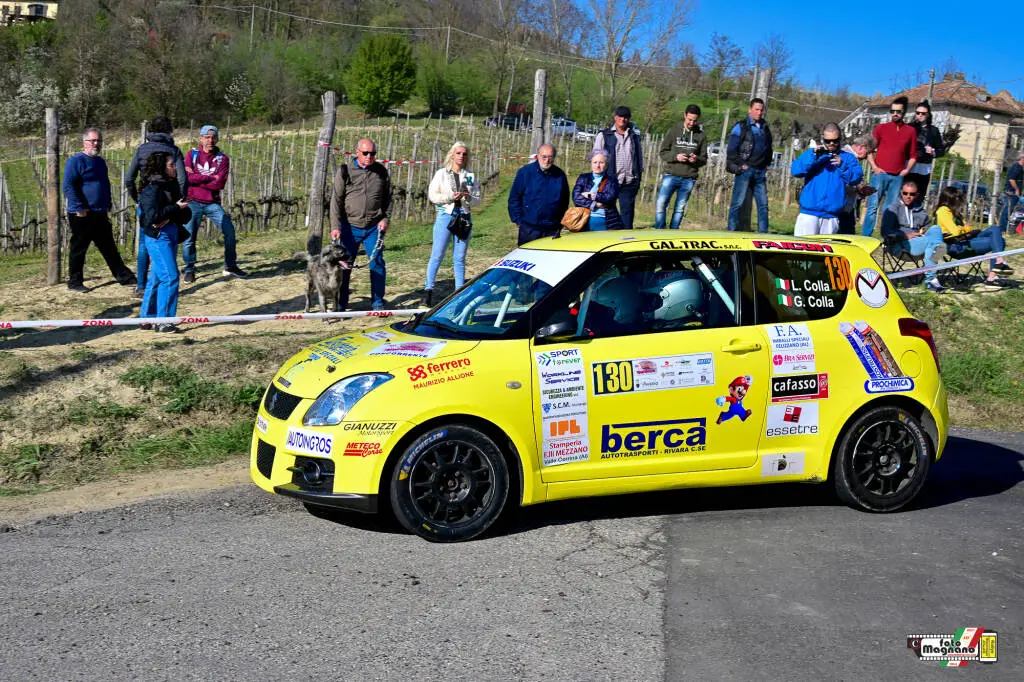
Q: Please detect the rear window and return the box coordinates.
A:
[753,253,850,323]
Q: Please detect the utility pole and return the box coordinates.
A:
[531,69,547,155]
[749,65,758,101]
[249,4,255,51]
[445,25,452,63]
[927,68,935,102]
[45,108,61,285]
[306,91,337,255]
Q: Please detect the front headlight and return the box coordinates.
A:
[302,373,393,426]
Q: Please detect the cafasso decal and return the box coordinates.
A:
[770,373,829,403]
[767,323,816,375]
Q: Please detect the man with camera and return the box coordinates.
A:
[790,123,863,236]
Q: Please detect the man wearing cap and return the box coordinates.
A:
[181,125,246,282]
[593,105,643,229]
[998,152,1024,233]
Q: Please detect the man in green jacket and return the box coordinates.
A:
[656,105,707,229]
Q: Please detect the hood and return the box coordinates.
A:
[146,132,176,144]
[272,323,480,398]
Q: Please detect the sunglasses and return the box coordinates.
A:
[890,109,904,114]
[358,150,376,156]
[822,138,840,144]
[901,191,918,196]
[915,111,928,115]
[84,139,101,143]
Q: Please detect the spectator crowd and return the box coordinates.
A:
[61,98,1017,328]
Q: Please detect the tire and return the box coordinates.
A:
[832,405,932,512]
[389,424,509,542]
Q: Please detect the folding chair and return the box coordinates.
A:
[943,243,987,288]
[881,236,925,286]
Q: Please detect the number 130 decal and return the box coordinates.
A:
[592,361,634,395]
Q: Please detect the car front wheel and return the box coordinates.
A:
[832,405,932,512]
[390,425,509,542]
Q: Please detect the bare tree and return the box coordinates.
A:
[756,33,792,100]
[702,33,744,112]
[587,0,696,101]
[486,0,535,117]
[544,0,592,118]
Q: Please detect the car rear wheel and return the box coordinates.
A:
[390,425,509,542]
[832,405,932,512]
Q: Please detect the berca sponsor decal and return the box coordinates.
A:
[600,418,706,459]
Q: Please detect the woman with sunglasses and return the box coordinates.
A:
[935,186,1013,289]
[907,101,945,205]
[424,141,479,306]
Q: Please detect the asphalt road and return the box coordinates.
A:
[1,427,1021,681]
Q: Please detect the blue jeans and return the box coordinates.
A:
[949,226,1006,273]
[182,202,237,273]
[894,225,946,267]
[588,213,607,231]
[140,225,179,319]
[728,168,769,232]
[618,180,639,229]
[340,224,386,308]
[998,193,1019,233]
[655,175,696,229]
[425,209,471,290]
[863,172,902,236]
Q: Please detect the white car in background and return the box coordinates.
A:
[551,117,578,137]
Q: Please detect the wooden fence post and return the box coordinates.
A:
[46,107,61,285]
[306,91,337,255]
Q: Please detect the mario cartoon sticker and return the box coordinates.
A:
[715,375,753,424]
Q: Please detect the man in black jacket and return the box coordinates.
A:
[906,101,945,206]
[125,116,187,298]
[593,106,643,229]
[726,98,773,232]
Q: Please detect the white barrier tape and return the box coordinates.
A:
[886,246,1024,280]
[0,308,428,331]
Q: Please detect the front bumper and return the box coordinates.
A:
[273,484,378,513]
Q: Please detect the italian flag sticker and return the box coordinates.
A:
[775,278,795,290]
[778,294,795,306]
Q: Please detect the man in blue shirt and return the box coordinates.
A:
[790,123,864,235]
[726,98,774,233]
[508,144,570,245]
[62,127,135,292]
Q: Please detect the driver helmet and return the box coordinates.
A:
[645,270,705,322]
[592,277,642,324]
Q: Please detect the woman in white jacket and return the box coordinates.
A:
[424,141,479,305]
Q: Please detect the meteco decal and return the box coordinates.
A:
[599,418,707,459]
[752,240,834,253]
[343,442,383,457]
[284,426,334,457]
[770,373,829,402]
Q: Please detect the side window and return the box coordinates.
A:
[539,252,739,340]
[753,253,850,323]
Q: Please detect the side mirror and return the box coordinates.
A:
[535,320,577,342]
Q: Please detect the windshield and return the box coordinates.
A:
[411,248,593,338]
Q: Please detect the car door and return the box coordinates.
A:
[530,250,769,484]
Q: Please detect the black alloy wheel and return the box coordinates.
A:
[833,405,932,512]
[390,425,509,542]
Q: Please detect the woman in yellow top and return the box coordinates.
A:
[934,186,1013,289]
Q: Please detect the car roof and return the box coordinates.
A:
[520,229,880,255]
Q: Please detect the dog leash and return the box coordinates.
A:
[333,229,385,270]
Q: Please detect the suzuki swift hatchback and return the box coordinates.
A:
[251,232,948,541]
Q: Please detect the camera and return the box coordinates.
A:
[814,146,833,157]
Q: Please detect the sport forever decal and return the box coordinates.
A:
[535,349,589,466]
[855,268,889,308]
[839,321,914,393]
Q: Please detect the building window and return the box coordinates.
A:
[28,4,45,16]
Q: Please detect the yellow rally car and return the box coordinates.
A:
[251,232,948,542]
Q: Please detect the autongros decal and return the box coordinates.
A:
[407,358,474,388]
[284,426,334,457]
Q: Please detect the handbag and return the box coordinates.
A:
[561,177,609,232]
[446,205,472,240]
